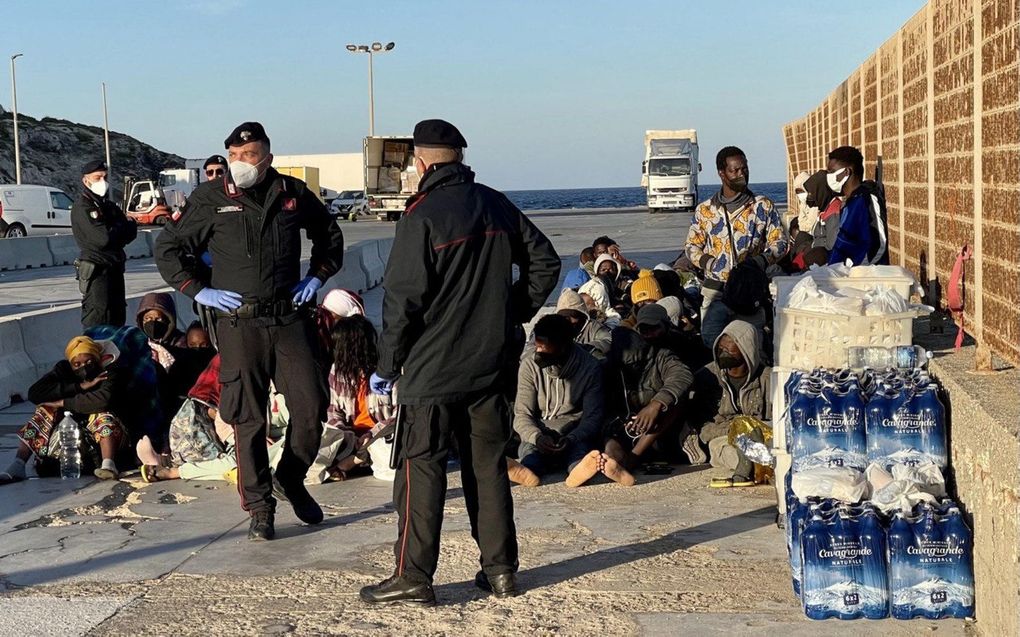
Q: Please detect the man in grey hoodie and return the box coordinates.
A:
[689,320,771,487]
[556,289,612,361]
[511,315,606,488]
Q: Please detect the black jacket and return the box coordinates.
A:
[378,163,560,404]
[154,168,344,302]
[604,328,694,417]
[28,360,126,417]
[71,191,138,266]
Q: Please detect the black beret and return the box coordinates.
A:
[224,122,270,149]
[81,159,107,175]
[203,154,228,169]
[413,119,467,149]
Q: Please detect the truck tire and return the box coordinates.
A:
[155,216,168,226]
[5,223,27,238]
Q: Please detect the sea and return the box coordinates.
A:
[505,182,787,211]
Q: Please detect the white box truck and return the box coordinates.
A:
[363,136,417,221]
[642,130,700,213]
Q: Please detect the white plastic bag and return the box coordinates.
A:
[367,437,395,482]
[791,467,870,503]
[865,462,946,512]
[864,285,909,315]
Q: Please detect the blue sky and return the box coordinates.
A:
[2,0,926,190]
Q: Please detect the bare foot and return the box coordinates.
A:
[565,450,600,488]
[601,453,636,486]
[135,436,160,467]
[507,458,540,487]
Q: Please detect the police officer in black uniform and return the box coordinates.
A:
[360,120,561,605]
[72,159,138,328]
[154,122,344,541]
[202,154,228,181]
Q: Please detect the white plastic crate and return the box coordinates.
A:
[773,307,917,370]
[774,450,793,519]
[770,366,797,454]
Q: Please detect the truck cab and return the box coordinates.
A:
[643,130,700,213]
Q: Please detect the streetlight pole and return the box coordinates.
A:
[101,82,111,175]
[10,53,23,184]
[346,42,395,136]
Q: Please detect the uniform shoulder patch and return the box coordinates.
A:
[89,210,100,220]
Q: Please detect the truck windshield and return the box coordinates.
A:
[649,158,691,177]
[158,174,177,187]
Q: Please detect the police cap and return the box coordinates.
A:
[81,159,108,175]
[224,122,270,149]
[203,154,228,169]
[413,119,467,149]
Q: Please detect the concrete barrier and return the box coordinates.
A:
[0,236,52,270]
[359,241,385,288]
[0,320,36,409]
[47,235,79,266]
[144,229,162,256]
[377,237,394,269]
[0,239,387,406]
[123,234,152,260]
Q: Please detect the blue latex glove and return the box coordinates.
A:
[291,276,323,305]
[369,372,394,396]
[195,288,243,312]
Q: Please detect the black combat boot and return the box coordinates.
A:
[248,508,275,541]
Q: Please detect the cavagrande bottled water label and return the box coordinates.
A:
[866,384,947,470]
[801,508,889,620]
[888,505,975,620]
[790,383,867,473]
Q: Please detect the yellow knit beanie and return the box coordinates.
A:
[630,270,663,304]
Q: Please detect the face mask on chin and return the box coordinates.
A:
[229,155,269,189]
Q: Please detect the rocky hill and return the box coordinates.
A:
[0,103,184,198]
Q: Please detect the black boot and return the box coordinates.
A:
[360,575,436,607]
[248,508,275,541]
[475,571,519,598]
[275,479,323,525]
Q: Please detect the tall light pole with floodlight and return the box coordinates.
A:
[345,41,395,136]
[10,53,24,184]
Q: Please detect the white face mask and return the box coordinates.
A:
[87,178,109,198]
[229,155,269,189]
[826,168,850,195]
[796,192,808,208]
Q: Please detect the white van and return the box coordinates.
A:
[0,185,76,238]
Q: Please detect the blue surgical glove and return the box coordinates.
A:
[291,276,323,305]
[195,288,243,312]
[370,372,394,396]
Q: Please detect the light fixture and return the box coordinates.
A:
[345,44,357,52]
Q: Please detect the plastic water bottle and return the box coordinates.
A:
[58,411,81,480]
[847,345,932,369]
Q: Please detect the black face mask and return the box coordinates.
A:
[534,352,564,369]
[717,352,745,370]
[143,318,170,341]
[75,361,101,382]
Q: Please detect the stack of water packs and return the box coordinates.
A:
[782,369,973,621]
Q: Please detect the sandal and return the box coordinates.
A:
[140,464,164,483]
[709,476,755,489]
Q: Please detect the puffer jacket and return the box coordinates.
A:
[136,292,187,347]
[514,344,604,446]
[605,328,693,416]
[690,320,771,443]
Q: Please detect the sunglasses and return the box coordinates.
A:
[206,168,225,177]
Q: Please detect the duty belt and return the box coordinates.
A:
[213,299,299,320]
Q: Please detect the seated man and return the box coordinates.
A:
[2,336,129,483]
[580,247,596,278]
[136,292,187,348]
[593,254,631,313]
[688,320,771,488]
[562,248,594,290]
[603,305,695,475]
[621,270,664,329]
[556,288,611,361]
[509,315,607,488]
[578,277,622,328]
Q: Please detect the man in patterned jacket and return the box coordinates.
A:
[685,146,788,348]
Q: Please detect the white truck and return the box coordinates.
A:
[363,136,417,221]
[642,130,700,213]
[122,167,200,225]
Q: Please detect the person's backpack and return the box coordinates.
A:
[722,260,770,316]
